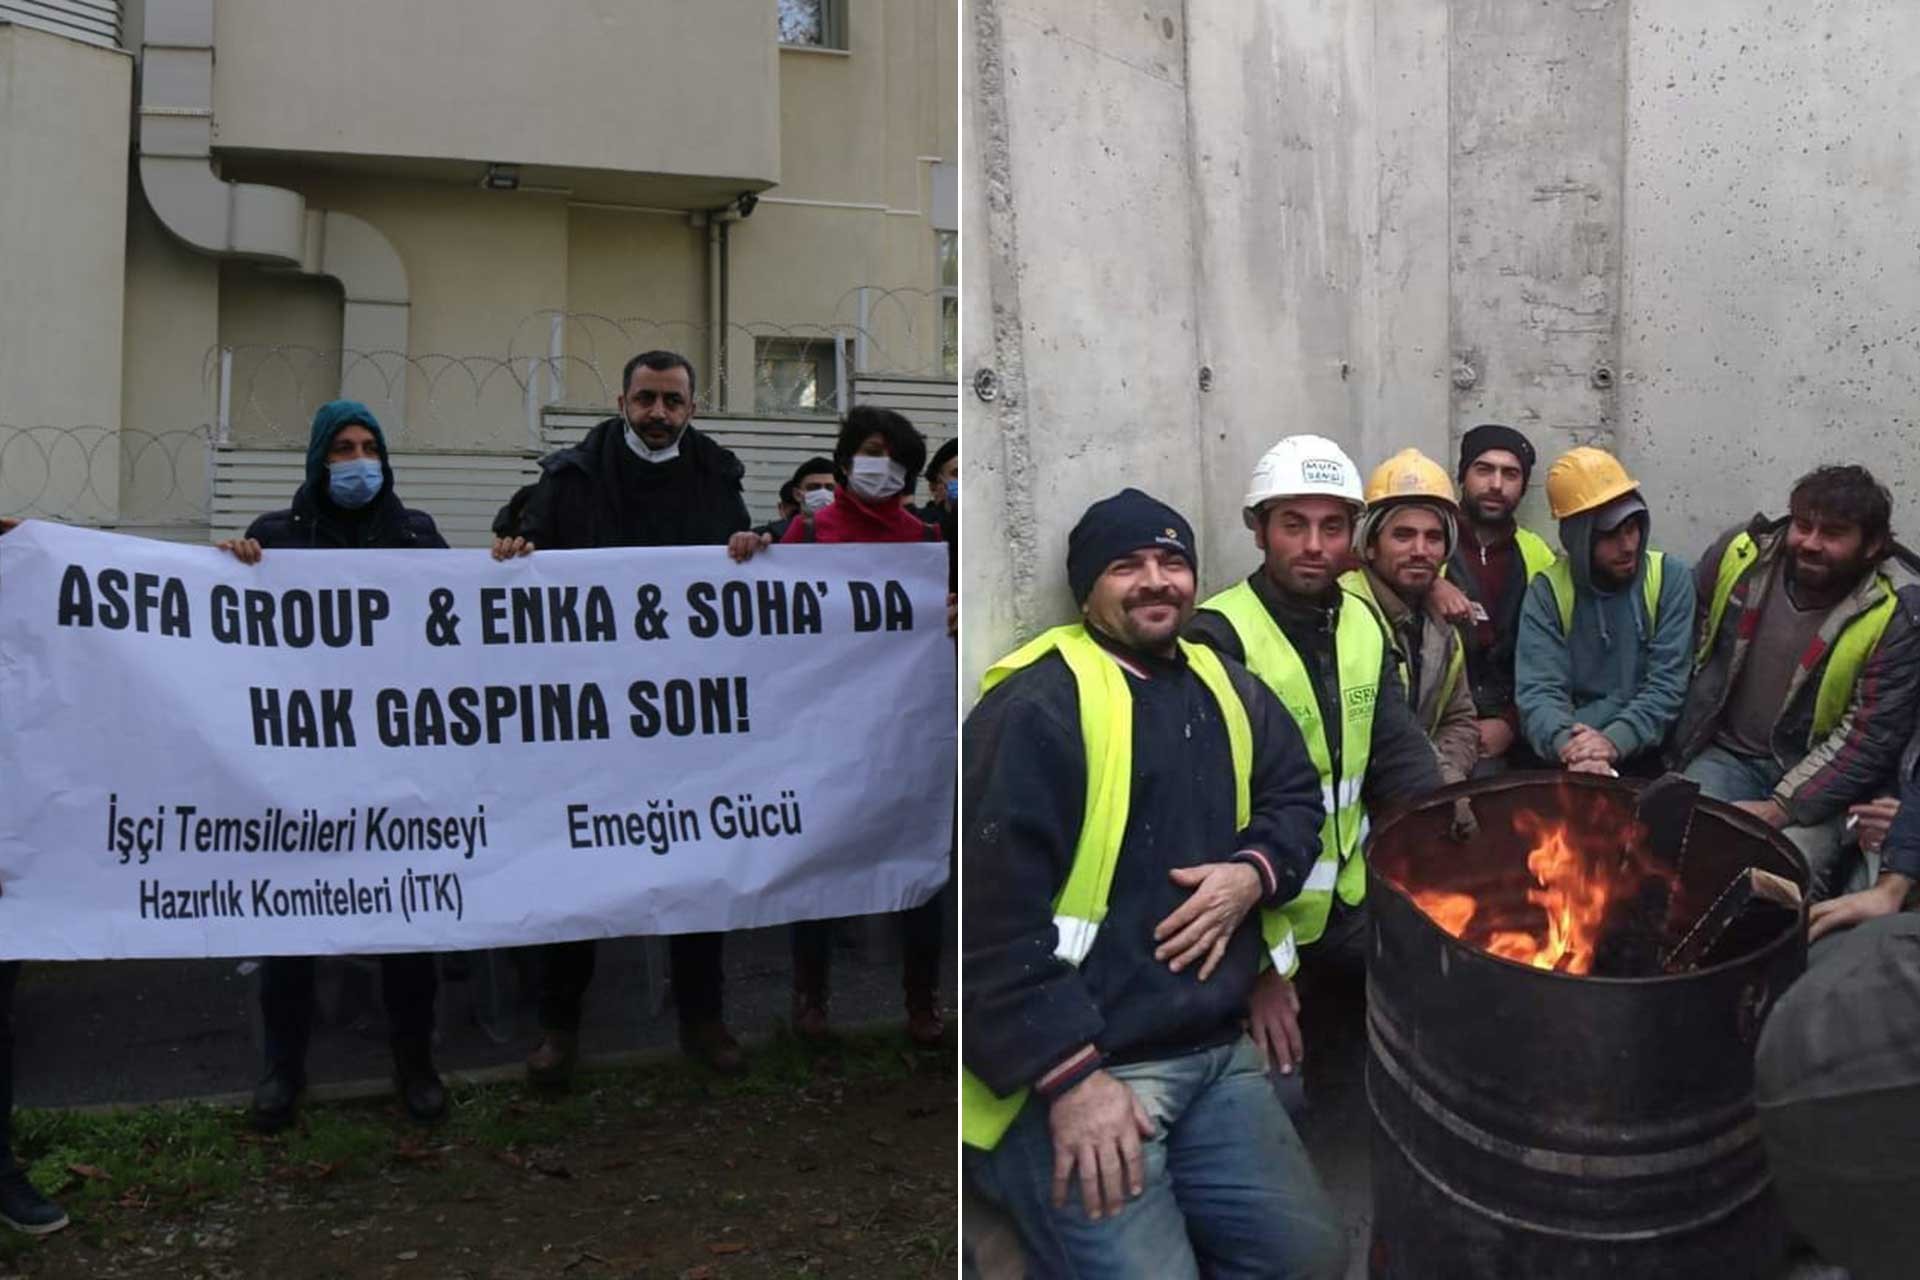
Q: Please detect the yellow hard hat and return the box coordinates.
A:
[1544,446,1638,520]
[1364,449,1458,511]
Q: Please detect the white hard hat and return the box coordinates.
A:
[1242,434,1365,526]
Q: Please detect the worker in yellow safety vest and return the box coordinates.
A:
[960,488,1343,1279]
[1513,446,1695,777]
[1185,435,1443,1102]
[1343,448,1481,783]
[1428,423,1557,773]
[1670,464,1920,900]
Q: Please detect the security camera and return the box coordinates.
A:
[735,192,759,219]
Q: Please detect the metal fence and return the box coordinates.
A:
[212,290,957,451]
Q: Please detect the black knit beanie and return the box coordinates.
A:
[1457,423,1537,484]
[1067,489,1197,605]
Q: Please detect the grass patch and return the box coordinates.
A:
[7,1027,944,1220]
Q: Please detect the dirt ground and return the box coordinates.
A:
[0,1032,955,1280]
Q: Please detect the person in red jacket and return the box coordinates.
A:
[741,407,949,1044]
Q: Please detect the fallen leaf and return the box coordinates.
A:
[496,1151,526,1170]
[706,1242,749,1256]
[683,1268,715,1280]
[396,1251,419,1261]
[813,1213,839,1228]
[66,1163,111,1182]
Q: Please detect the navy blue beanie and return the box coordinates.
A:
[304,400,391,496]
[1067,489,1197,605]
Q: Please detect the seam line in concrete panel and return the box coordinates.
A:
[971,0,1040,639]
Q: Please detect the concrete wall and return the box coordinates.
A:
[0,26,131,431]
[1617,0,1920,553]
[964,0,1920,693]
[212,0,780,192]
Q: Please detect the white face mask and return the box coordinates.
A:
[624,423,683,465]
[848,455,906,501]
[801,487,835,513]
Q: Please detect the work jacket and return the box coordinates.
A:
[1345,567,1479,783]
[1187,571,1443,964]
[959,623,1324,1148]
[1671,517,1920,825]
[247,484,446,552]
[1514,509,1695,764]
[1445,524,1556,719]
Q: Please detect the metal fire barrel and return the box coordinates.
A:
[1365,773,1806,1279]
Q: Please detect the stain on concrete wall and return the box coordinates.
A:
[1618,0,1920,555]
[966,0,1920,680]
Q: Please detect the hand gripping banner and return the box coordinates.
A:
[0,523,955,959]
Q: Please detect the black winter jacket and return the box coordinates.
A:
[493,418,750,550]
[246,484,447,551]
[962,629,1325,1096]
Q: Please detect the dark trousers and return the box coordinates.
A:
[260,953,438,1076]
[536,932,725,1032]
[791,897,943,1003]
[0,962,16,1169]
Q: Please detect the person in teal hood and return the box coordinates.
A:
[218,400,444,558]
[216,400,448,1131]
[1513,447,1695,775]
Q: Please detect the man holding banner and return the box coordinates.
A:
[492,349,755,1082]
[218,399,451,1131]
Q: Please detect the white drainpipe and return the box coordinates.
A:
[137,0,410,432]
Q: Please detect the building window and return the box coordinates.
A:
[938,231,959,378]
[779,0,847,51]
[755,337,842,414]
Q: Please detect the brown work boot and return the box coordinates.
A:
[905,993,946,1048]
[679,1019,746,1075]
[525,1029,579,1089]
[792,988,832,1044]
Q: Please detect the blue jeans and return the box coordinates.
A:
[965,1036,1345,1279]
[1682,744,1858,897]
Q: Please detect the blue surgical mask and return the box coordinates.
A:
[946,478,958,505]
[328,458,383,508]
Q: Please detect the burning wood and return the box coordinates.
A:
[1405,783,1681,974]
[1661,868,1803,973]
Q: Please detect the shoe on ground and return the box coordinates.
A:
[0,1168,68,1236]
[792,990,832,1044]
[250,1065,304,1134]
[394,1062,448,1123]
[905,1000,947,1048]
[525,1029,579,1090]
[680,1019,746,1076]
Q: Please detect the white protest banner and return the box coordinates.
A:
[0,522,954,960]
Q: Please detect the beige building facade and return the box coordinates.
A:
[2,0,957,541]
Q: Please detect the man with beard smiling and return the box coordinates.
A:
[962,488,1341,1278]
[1428,424,1557,773]
[1185,435,1442,1099]
[1514,447,1695,778]
[1671,465,1920,899]
[1343,449,1480,782]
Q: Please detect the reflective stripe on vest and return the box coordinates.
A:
[1343,569,1466,737]
[960,624,1256,1151]
[1698,533,1899,745]
[1195,580,1382,969]
[1542,549,1665,637]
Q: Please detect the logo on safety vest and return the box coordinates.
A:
[1344,685,1377,712]
[1302,458,1347,487]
